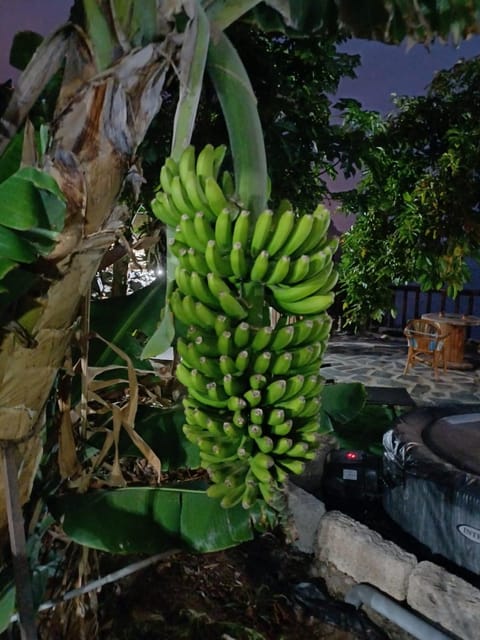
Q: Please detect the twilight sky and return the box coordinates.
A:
[2,1,480,113]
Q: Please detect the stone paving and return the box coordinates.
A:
[323,331,480,407]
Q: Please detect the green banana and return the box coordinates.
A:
[252,351,271,375]
[212,144,227,179]
[221,170,235,199]
[233,322,250,348]
[175,266,195,297]
[232,209,250,246]
[270,419,293,436]
[217,330,235,356]
[270,272,330,304]
[193,334,220,358]
[151,193,179,227]
[171,175,196,217]
[250,250,270,282]
[264,379,287,405]
[281,214,314,256]
[241,482,259,509]
[178,145,196,184]
[278,458,305,475]
[270,324,295,351]
[223,374,244,396]
[187,248,209,276]
[214,314,231,336]
[272,292,335,316]
[244,389,262,408]
[277,395,306,417]
[193,211,215,248]
[215,208,233,252]
[265,255,291,285]
[267,408,285,426]
[272,437,293,455]
[196,143,215,179]
[230,242,248,279]
[249,374,267,390]
[250,407,264,425]
[205,240,234,277]
[250,326,272,351]
[219,354,236,375]
[227,396,247,412]
[179,214,204,252]
[271,352,293,376]
[285,254,311,284]
[266,209,295,256]
[251,209,274,256]
[190,271,219,307]
[282,374,306,401]
[248,423,262,439]
[204,176,229,216]
[235,350,250,373]
[207,271,232,298]
[255,436,274,454]
[218,291,248,320]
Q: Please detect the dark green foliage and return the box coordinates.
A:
[337,56,480,328]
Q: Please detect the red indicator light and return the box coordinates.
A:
[345,451,359,460]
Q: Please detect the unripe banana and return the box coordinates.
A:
[151,193,179,227]
[267,408,285,426]
[270,419,293,436]
[250,250,270,282]
[215,208,234,252]
[212,144,227,178]
[219,354,237,376]
[179,214,204,252]
[244,389,262,408]
[250,326,272,351]
[272,437,293,456]
[255,436,274,454]
[190,271,219,307]
[183,171,216,222]
[193,335,220,358]
[171,175,196,217]
[273,292,335,316]
[270,272,329,304]
[230,242,248,279]
[233,322,251,349]
[194,300,218,330]
[270,325,295,351]
[196,143,215,179]
[232,210,250,247]
[205,240,233,278]
[250,407,264,425]
[281,214,314,256]
[223,374,244,396]
[204,176,229,216]
[221,170,235,199]
[278,458,305,475]
[249,374,267,390]
[227,396,248,412]
[271,352,293,376]
[285,254,311,284]
[265,255,291,285]
[266,209,295,256]
[241,482,259,509]
[248,423,262,439]
[193,211,215,248]
[264,379,287,405]
[187,248,209,276]
[178,145,196,185]
[235,350,250,373]
[217,330,235,357]
[220,483,247,509]
[251,209,274,256]
[252,351,271,375]
[218,291,248,320]
[207,271,232,298]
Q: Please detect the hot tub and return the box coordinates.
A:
[382,406,480,574]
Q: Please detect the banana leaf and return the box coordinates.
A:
[50,485,253,554]
[321,382,367,424]
[0,131,23,183]
[89,279,167,369]
[89,404,201,471]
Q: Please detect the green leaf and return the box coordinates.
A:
[0,175,43,230]
[0,258,17,281]
[0,571,15,634]
[140,306,175,359]
[110,0,158,48]
[89,280,167,369]
[83,0,119,71]
[0,131,24,183]
[89,405,201,471]
[321,382,367,424]
[0,225,37,263]
[50,486,253,554]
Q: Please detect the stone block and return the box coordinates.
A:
[286,481,326,554]
[314,510,417,601]
[407,561,480,639]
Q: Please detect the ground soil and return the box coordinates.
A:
[36,529,388,640]
[94,532,387,640]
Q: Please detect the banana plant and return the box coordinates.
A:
[0,0,479,542]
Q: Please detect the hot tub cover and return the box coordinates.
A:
[383,406,480,574]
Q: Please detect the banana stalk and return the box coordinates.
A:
[206,31,268,217]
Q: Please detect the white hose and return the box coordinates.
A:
[345,583,453,640]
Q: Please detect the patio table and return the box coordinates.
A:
[421,312,480,369]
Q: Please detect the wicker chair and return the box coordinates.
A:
[403,319,449,378]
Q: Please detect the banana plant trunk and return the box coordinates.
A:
[0,31,177,542]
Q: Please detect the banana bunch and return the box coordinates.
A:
[151,144,238,227]
[151,145,338,511]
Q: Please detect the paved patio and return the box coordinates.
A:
[323,331,480,407]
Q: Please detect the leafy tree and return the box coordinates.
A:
[337,55,480,329]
